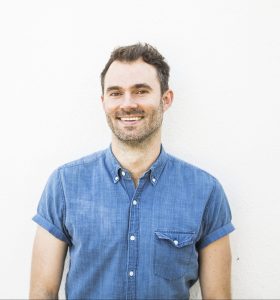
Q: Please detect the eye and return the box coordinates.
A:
[136,89,148,95]
[109,92,122,97]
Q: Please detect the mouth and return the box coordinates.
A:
[116,116,144,125]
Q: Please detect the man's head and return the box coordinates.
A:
[101,43,173,146]
[101,43,170,96]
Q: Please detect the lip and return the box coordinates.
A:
[117,116,144,126]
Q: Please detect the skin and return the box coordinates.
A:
[199,235,232,299]
[29,227,68,299]
[101,58,173,186]
[29,58,232,299]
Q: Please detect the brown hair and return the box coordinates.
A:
[101,43,170,95]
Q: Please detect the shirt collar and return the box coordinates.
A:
[105,144,168,186]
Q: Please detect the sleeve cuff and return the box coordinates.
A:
[32,214,71,245]
[197,222,235,250]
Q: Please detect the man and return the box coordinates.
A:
[30,43,234,299]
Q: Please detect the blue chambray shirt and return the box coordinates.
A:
[33,145,234,300]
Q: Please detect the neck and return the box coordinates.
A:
[111,131,162,185]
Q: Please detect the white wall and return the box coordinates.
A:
[0,0,279,298]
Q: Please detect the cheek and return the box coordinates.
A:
[103,103,116,115]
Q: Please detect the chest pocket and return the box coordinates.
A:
[154,230,196,280]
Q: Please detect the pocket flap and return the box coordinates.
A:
[155,231,195,248]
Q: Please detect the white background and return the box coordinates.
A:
[0,0,279,298]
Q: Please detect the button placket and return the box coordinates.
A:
[126,178,147,300]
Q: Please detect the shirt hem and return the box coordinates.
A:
[32,214,71,245]
[197,222,235,250]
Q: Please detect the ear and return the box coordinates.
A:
[162,89,174,112]
[101,95,106,112]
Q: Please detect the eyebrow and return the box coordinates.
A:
[106,86,122,93]
[105,83,153,94]
[133,83,152,90]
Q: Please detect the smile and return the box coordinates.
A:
[119,117,143,121]
[116,116,144,125]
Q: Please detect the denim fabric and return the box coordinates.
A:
[33,145,234,300]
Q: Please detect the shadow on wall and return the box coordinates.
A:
[190,281,202,299]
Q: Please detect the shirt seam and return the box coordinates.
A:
[203,176,217,222]
[58,150,106,171]
[196,176,217,243]
[57,168,71,245]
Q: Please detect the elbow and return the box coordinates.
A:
[29,286,59,300]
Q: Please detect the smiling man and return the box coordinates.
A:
[30,43,235,299]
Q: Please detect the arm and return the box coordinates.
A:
[199,235,232,299]
[29,226,68,299]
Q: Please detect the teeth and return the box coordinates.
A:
[120,117,142,121]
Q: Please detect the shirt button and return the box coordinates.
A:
[132,200,137,205]
[115,176,119,181]
[130,235,135,241]
[129,271,134,277]
[121,171,126,176]
[152,177,156,183]
[173,240,178,246]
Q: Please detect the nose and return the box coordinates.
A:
[119,92,138,109]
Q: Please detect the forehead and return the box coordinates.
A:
[104,59,160,89]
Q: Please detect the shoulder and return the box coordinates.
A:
[166,152,218,186]
[56,149,107,173]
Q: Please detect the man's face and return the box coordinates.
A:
[102,59,170,145]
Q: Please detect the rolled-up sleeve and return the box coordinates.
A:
[197,178,235,250]
[32,168,71,245]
